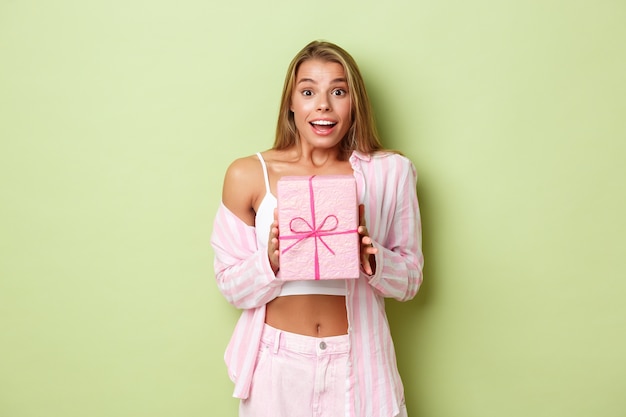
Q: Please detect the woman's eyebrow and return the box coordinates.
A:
[296,78,316,85]
[296,77,347,85]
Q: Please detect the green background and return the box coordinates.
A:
[1,1,624,416]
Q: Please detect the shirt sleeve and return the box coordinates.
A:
[210,202,282,309]
[366,157,424,301]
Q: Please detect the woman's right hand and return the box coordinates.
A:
[268,208,280,274]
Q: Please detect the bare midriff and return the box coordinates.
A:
[265,294,348,337]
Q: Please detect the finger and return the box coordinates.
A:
[361,252,373,275]
[361,235,372,246]
[359,204,365,227]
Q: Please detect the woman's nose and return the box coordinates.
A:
[316,96,331,111]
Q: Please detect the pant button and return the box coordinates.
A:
[319,341,327,350]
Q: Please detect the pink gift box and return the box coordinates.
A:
[277,175,360,280]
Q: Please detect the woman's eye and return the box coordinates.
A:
[332,89,347,96]
[302,90,313,96]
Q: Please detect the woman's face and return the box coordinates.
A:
[290,59,352,152]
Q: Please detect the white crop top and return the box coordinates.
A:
[255,153,347,297]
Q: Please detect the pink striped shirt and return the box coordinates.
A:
[211,151,424,417]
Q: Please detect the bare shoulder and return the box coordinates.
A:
[224,154,263,183]
[222,154,265,225]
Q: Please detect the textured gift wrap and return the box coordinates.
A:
[277,175,360,280]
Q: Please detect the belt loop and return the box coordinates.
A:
[273,329,281,354]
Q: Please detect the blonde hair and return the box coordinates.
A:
[273,40,384,156]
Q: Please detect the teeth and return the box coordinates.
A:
[311,120,336,126]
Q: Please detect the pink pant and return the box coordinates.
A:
[239,324,350,417]
[239,324,409,417]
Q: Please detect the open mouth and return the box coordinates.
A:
[310,120,337,133]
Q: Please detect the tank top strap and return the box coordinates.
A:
[256,152,271,194]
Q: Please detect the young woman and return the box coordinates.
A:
[211,40,424,417]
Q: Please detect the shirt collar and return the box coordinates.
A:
[350,150,371,162]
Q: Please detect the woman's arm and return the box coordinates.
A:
[211,158,282,309]
[365,156,424,301]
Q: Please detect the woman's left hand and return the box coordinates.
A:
[358,204,378,275]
